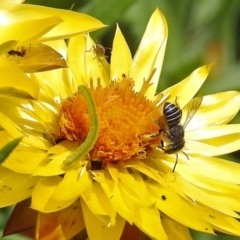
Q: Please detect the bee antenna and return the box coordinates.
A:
[172,153,178,172]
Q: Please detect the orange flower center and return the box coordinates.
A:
[57,75,162,162]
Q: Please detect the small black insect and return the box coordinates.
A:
[161,195,167,200]
[6,47,27,57]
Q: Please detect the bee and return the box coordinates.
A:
[86,43,111,62]
[156,96,203,172]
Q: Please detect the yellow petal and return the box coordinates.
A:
[185,92,240,130]
[161,64,213,108]
[82,182,116,226]
[134,206,167,240]
[53,168,92,202]
[2,145,47,174]
[0,111,52,150]
[177,168,240,194]
[0,58,39,98]
[111,25,132,80]
[133,9,168,97]
[0,40,17,56]
[186,137,240,156]
[81,198,125,240]
[147,181,213,234]
[117,168,152,207]
[33,69,70,100]
[0,166,39,207]
[107,163,120,183]
[31,176,76,212]
[36,200,85,240]
[0,16,62,54]
[0,0,24,3]
[95,170,134,223]
[125,160,166,184]
[48,140,75,155]
[4,43,67,73]
[0,130,12,147]
[176,176,240,218]
[180,155,240,185]
[0,3,106,41]
[191,203,240,236]
[186,125,240,140]
[33,152,70,176]
[161,214,193,240]
[68,34,110,88]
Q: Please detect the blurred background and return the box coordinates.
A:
[1,0,240,239]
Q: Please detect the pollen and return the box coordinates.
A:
[57,74,162,162]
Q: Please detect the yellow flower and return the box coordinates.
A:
[1,8,240,240]
[0,3,105,74]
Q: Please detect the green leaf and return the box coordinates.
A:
[0,137,22,164]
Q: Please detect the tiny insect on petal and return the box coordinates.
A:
[4,43,68,73]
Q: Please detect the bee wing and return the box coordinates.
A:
[183,95,203,129]
[157,113,171,135]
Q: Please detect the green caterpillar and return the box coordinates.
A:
[62,85,99,167]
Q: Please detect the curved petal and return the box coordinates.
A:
[147,181,213,234]
[191,204,240,237]
[95,171,135,223]
[133,9,168,97]
[185,91,240,130]
[81,198,125,240]
[33,69,69,99]
[134,206,167,240]
[33,154,67,176]
[176,177,240,218]
[4,43,67,73]
[117,169,152,207]
[111,25,132,80]
[178,155,240,185]
[0,3,106,41]
[37,200,85,240]
[0,58,39,98]
[68,34,110,88]
[2,145,47,174]
[0,112,52,150]
[186,125,240,140]
[82,182,116,226]
[0,17,62,54]
[31,176,77,212]
[186,137,240,156]
[161,64,213,108]
[0,166,39,207]
[53,168,92,202]
[161,214,193,240]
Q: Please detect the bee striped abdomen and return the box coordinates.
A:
[163,102,182,128]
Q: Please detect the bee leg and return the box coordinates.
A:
[86,46,94,53]
[182,151,189,160]
[154,119,160,126]
[172,153,178,172]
